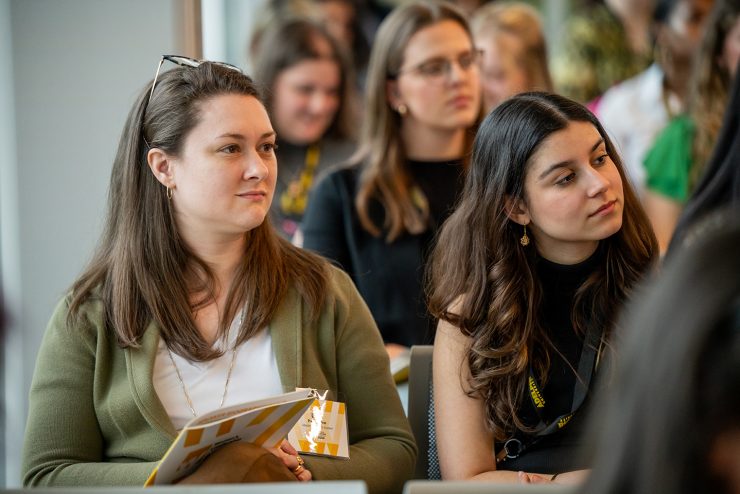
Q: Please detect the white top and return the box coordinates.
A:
[597,64,683,195]
[153,312,284,430]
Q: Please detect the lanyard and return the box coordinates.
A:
[496,322,603,462]
[280,143,321,216]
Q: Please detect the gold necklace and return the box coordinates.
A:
[166,345,239,418]
[167,309,244,418]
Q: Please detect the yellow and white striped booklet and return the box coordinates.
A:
[145,389,315,486]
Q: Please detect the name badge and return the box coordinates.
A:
[288,389,349,459]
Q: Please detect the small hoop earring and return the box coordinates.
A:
[166,187,173,200]
[520,224,530,246]
[397,104,407,115]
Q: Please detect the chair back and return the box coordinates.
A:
[407,345,441,480]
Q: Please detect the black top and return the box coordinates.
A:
[301,158,464,346]
[497,248,603,474]
[271,138,355,239]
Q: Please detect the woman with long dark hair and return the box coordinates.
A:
[21,56,415,493]
[428,92,657,482]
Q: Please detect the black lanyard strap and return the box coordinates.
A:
[496,322,603,462]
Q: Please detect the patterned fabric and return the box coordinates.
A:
[552,4,652,104]
[426,375,442,480]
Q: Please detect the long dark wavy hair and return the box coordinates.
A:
[427,92,658,441]
[68,62,328,361]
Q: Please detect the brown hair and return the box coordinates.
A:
[68,62,328,361]
[428,92,658,440]
[354,1,478,241]
[252,17,357,142]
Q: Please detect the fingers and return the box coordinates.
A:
[518,471,551,484]
[289,454,312,482]
[271,441,312,482]
[280,439,298,456]
[293,463,312,482]
[528,474,551,484]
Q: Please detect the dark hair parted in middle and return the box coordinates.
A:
[428,91,658,440]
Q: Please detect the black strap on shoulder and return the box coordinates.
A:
[496,322,603,463]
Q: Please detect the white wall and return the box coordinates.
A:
[1,0,186,486]
[202,0,265,71]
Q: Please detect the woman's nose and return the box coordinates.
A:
[243,153,269,181]
[586,167,610,196]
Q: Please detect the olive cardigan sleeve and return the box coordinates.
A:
[21,297,166,486]
[301,268,417,494]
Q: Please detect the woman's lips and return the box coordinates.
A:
[238,190,267,200]
[448,95,473,108]
[590,200,617,217]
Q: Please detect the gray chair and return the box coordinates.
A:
[403,480,577,494]
[407,345,441,480]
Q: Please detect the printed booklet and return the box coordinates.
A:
[145,389,315,486]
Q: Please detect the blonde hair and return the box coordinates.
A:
[471,1,553,92]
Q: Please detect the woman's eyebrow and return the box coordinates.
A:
[538,160,572,181]
[537,138,605,181]
[215,131,277,140]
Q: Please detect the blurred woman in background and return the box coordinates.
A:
[301,1,481,358]
[597,0,715,195]
[670,58,740,253]
[643,0,740,252]
[470,1,553,113]
[253,17,358,239]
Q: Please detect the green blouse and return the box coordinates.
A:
[645,115,695,203]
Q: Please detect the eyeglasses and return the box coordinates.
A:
[394,49,482,83]
[148,55,243,104]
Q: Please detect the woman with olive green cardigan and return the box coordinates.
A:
[22,267,416,494]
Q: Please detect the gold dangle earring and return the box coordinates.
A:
[520,224,530,246]
[166,186,173,200]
